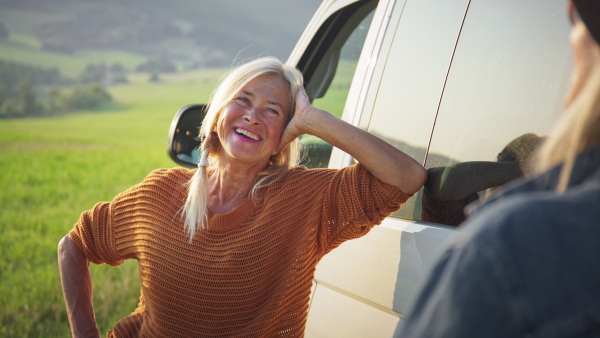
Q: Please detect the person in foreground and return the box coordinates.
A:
[396,1,600,337]
[58,56,427,337]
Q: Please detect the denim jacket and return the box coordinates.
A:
[396,145,600,338]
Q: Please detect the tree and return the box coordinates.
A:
[45,87,67,114]
[66,83,112,110]
[80,63,107,84]
[109,63,126,73]
[149,72,160,83]
[13,81,40,117]
[136,57,177,73]
[108,63,129,85]
[1,81,42,118]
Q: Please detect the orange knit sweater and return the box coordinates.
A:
[69,164,410,337]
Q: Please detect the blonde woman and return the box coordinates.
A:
[58,56,427,337]
[397,1,600,337]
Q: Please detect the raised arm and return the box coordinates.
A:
[58,235,100,338]
[278,86,427,195]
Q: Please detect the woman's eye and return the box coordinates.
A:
[235,97,250,105]
[267,108,280,116]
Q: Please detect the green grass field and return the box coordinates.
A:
[0,57,352,336]
[0,72,222,336]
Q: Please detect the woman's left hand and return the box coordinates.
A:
[277,86,324,153]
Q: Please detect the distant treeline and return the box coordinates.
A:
[0,60,63,93]
[0,60,113,118]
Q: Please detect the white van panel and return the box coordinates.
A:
[306,282,401,337]
[309,218,455,318]
[332,0,470,171]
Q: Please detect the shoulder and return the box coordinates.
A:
[144,167,195,182]
[283,163,369,181]
[274,164,377,191]
[276,165,343,186]
[452,184,600,260]
[263,165,357,198]
[117,167,194,200]
[285,164,338,177]
[412,183,600,338]
[138,167,195,189]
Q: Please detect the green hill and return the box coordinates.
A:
[0,0,322,72]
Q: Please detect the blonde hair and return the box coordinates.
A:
[182,57,304,240]
[535,43,600,191]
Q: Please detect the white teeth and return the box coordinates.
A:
[235,128,260,140]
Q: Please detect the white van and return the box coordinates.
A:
[167,0,573,336]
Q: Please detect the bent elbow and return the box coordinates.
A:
[58,234,70,256]
[58,234,86,264]
[58,235,72,268]
[401,164,428,195]
[414,165,429,193]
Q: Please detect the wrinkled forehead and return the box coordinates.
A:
[237,74,293,111]
[239,74,291,93]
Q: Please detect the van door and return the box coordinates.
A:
[291,0,469,336]
[290,0,573,336]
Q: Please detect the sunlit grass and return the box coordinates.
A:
[0,74,224,336]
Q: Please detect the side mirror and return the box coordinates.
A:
[167,104,207,168]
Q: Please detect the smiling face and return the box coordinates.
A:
[216,74,292,169]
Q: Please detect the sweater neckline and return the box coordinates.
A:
[206,195,256,232]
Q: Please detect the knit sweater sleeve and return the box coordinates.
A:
[69,200,123,266]
[289,163,411,253]
[68,168,191,266]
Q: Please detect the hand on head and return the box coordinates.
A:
[277,85,319,153]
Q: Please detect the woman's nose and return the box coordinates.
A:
[243,107,260,124]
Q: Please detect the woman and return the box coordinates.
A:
[58,57,427,337]
[397,1,600,337]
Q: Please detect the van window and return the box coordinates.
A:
[298,0,377,168]
[422,0,572,225]
[363,0,470,220]
[311,11,374,117]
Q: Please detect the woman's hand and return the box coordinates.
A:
[277,85,324,153]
